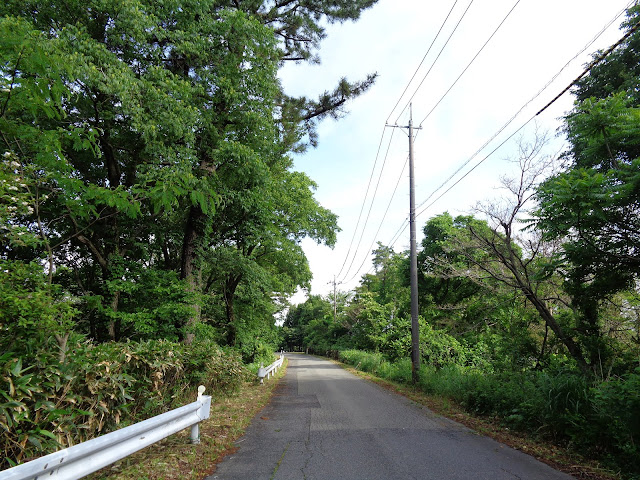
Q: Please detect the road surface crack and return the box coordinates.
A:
[269,441,290,480]
[501,467,524,479]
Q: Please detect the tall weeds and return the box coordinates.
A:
[0,340,248,468]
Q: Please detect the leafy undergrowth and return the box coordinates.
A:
[1,340,249,469]
[87,359,287,480]
[335,361,620,480]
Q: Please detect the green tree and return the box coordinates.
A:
[418,213,543,370]
[0,16,94,359]
[345,290,392,352]
[282,295,333,351]
[436,134,594,373]
[200,165,338,346]
[359,242,408,309]
[536,6,640,365]
[419,213,488,327]
[1,0,370,346]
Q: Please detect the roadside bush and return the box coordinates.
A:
[0,353,60,466]
[420,324,468,368]
[587,369,640,476]
[0,339,248,469]
[339,350,380,373]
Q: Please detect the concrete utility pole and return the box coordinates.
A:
[328,276,340,323]
[388,106,421,383]
[407,111,420,384]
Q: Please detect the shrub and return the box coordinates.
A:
[420,324,469,368]
[0,339,248,469]
[587,369,640,475]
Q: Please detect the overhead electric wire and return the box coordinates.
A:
[536,14,640,115]
[416,115,535,220]
[341,126,425,284]
[338,127,397,283]
[334,0,471,281]
[414,0,633,214]
[334,125,390,280]
[385,0,460,124]
[418,0,522,127]
[342,154,410,285]
[339,0,634,286]
[394,0,476,124]
[388,217,409,250]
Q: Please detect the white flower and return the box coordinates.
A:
[3,152,11,158]
[27,207,34,214]
[8,186,18,191]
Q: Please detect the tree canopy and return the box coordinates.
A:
[536,6,640,349]
[1,0,376,356]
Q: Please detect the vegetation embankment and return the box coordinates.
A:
[86,357,287,480]
[0,339,258,469]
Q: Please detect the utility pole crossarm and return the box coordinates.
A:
[328,276,340,324]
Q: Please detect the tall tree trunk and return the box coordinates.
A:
[180,205,208,339]
[522,287,590,375]
[224,293,236,346]
[100,115,123,342]
[223,274,242,346]
[107,290,121,341]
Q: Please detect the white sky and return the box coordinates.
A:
[279,0,634,303]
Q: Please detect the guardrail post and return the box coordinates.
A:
[257,363,266,385]
[190,385,206,444]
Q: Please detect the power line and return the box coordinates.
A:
[418,0,522,127]
[338,127,397,283]
[416,115,535,219]
[342,123,427,284]
[342,154,409,285]
[395,0,476,124]
[338,1,464,281]
[336,0,479,281]
[335,125,390,279]
[416,12,640,219]
[338,1,634,288]
[536,16,640,116]
[414,0,633,213]
[385,0,461,124]
[389,221,408,250]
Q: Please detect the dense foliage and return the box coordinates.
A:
[0,340,247,468]
[0,0,378,467]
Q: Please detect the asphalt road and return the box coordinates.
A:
[208,354,573,480]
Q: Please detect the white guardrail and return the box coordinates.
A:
[257,353,285,384]
[0,386,211,480]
